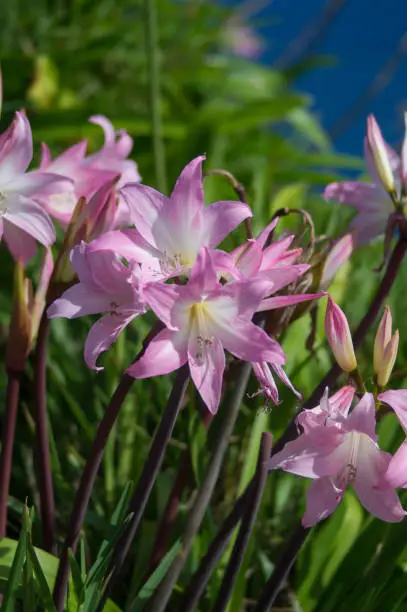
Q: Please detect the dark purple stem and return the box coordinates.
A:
[253,523,310,612]
[0,369,22,537]
[213,433,273,612]
[147,410,213,576]
[96,365,190,610]
[33,313,56,554]
[53,323,162,612]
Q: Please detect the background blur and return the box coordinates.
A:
[1,1,407,610]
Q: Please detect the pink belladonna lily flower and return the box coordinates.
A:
[85,115,141,187]
[324,114,402,244]
[268,392,405,526]
[119,155,252,276]
[127,247,286,413]
[0,112,72,263]
[47,241,147,370]
[38,140,113,225]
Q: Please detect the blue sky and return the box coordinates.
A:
[228,0,407,155]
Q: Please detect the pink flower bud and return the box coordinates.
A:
[374,306,399,387]
[366,115,396,195]
[324,296,357,372]
[6,261,31,372]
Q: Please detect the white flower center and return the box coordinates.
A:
[334,431,360,500]
[189,301,215,365]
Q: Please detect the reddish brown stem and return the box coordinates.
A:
[33,313,56,554]
[0,369,22,536]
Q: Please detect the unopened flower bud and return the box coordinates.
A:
[374,306,399,387]
[6,261,31,372]
[366,114,396,196]
[325,296,357,372]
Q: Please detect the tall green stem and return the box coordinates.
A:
[146,0,167,193]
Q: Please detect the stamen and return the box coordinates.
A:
[0,192,8,217]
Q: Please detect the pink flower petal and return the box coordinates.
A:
[188,335,225,413]
[354,435,405,522]
[346,393,377,438]
[120,183,168,248]
[127,328,188,379]
[329,385,356,418]
[3,222,37,264]
[229,240,262,277]
[215,317,286,365]
[88,229,160,264]
[4,195,56,247]
[169,155,205,222]
[385,440,407,489]
[47,284,112,319]
[0,112,32,180]
[258,292,325,312]
[8,170,73,197]
[85,313,135,370]
[144,282,183,330]
[302,478,341,527]
[201,200,252,248]
[323,181,386,212]
[267,434,334,478]
[378,389,407,432]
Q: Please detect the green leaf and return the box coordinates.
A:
[127,539,181,611]
[2,509,28,610]
[27,539,57,612]
[68,548,85,606]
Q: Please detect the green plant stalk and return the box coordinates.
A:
[145,0,167,193]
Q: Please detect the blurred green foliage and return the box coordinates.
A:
[1,0,407,610]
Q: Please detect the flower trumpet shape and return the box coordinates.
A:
[268,392,405,525]
[120,155,252,275]
[128,247,286,413]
